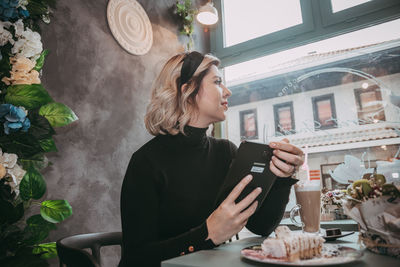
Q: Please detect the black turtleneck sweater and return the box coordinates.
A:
[119,126,297,267]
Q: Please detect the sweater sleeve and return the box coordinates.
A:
[119,152,215,267]
[246,177,298,236]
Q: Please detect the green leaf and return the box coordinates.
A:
[40,200,72,223]
[19,167,46,201]
[19,154,49,170]
[39,138,57,152]
[28,110,55,140]
[33,49,49,71]
[5,84,53,110]
[23,215,56,245]
[39,102,78,127]
[32,242,57,259]
[0,133,44,158]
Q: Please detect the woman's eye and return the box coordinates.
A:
[215,79,222,85]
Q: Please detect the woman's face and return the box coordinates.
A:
[191,65,232,127]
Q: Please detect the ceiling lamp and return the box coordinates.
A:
[196,2,218,26]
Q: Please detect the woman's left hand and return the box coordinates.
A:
[269,138,304,178]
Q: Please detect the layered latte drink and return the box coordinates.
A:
[294,180,321,234]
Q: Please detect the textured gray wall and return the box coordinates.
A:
[40,0,209,266]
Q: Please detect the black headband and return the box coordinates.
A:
[179,51,204,89]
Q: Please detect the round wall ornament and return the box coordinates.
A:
[107,0,153,55]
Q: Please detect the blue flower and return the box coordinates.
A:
[0,104,31,135]
[0,0,29,21]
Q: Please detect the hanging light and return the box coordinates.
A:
[196,2,218,26]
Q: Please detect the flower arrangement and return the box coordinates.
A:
[320,189,348,221]
[0,1,77,266]
[174,0,195,51]
[342,172,400,258]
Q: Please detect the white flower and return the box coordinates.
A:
[12,27,43,60]
[18,0,29,8]
[0,21,14,46]
[0,149,26,197]
[14,19,24,37]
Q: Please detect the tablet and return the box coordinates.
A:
[215,141,276,211]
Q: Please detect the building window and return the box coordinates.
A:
[312,94,337,130]
[354,85,386,124]
[239,109,258,140]
[273,102,295,136]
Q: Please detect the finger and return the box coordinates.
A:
[281,138,290,143]
[238,200,258,223]
[271,156,295,174]
[236,187,262,212]
[270,160,291,177]
[273,149,304,166]
[224,175,253,204]
[270,141,303,157]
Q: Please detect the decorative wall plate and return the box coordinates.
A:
[107,0,153,55]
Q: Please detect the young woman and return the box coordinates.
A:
[119,51,304,267]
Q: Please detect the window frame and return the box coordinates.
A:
[354,85,386,124]
[273,101,295,136]
[239,108,259,140]
[210,0,400,68]
[312,93,338,130]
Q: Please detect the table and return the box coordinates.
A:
[162,232,400,267]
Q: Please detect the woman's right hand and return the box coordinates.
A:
[206,175,261,245]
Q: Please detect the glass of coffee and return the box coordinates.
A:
[290,180,321,234]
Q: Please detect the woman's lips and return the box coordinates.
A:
[221,101,228,110]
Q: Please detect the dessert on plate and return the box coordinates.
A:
[261,226,325,261]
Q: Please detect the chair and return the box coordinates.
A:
[56,232,122,267]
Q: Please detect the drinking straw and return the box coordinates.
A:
[301,145,310,181]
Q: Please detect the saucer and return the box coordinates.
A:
[322,231,355,241]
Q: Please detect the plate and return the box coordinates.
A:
[241,244,363,266]
[322,231,355,241]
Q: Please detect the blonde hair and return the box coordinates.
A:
[144,53,220,136]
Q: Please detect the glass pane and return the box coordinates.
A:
[331,0,371,13]
[222,0,303,47]
[221,19,400,214]
[224,19,400,86]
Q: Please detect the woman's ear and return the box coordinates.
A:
[181,84,188,93]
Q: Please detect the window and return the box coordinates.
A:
[217,20,400,211]
[239,109,258,140]
[273,102,295,135]
[222,0,303,47]
[354,85,385,124]
[312,94,337,130]
[211,0,400,67]
[330,0,371,13]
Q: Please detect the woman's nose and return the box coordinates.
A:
[223,85,232,98]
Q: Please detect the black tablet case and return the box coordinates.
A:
[215,141,276,211]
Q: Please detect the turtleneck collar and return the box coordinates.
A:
[164,125,209,148]
[181,125,209,147]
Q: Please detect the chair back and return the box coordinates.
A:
[56,232,122,267]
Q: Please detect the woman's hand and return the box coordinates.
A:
[269,138,304,177]
[206,175,261,245]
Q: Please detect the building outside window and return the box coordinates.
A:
[273,102,295,135]
[312,94,338,130]
[354,85,386,124]
[239,109,258,141]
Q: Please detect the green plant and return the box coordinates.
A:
[0,1,77,266]
[175,0,195,51]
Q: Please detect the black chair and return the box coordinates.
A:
[56,232,122,267]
